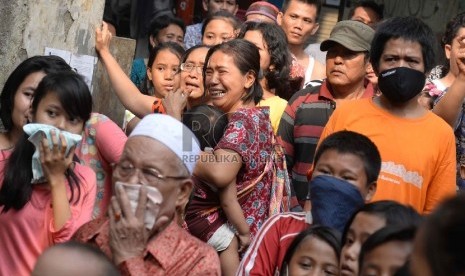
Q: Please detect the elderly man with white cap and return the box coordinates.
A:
[74,114,221,275]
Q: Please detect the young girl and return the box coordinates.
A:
[202,11,240,46]
[0,72,96,275]
[0,56,71,155]
[0,55,126,219]
[96,23,186,123]
[96,23,211,121]
[130,15,185,90]
[280,226,341,276]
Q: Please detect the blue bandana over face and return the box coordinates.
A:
[310,175,365,233]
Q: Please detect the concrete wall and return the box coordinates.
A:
[0,0,105,88]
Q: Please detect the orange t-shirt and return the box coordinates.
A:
[319,98,456,214]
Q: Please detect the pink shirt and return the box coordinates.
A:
[76,113,127,218]
[0,161,96,276]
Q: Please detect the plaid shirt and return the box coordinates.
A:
[277,80,374,206]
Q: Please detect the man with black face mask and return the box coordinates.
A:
[320,16,456,214]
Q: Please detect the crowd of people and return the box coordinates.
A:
[1,0,465,275]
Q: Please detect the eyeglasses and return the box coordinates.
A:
[180,63,204,74]
[112,162,188,185]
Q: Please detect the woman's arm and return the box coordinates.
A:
[433,76,465,127]
[194,149,242,188]
[219,181,250,251]
[95,22,155,118]
[433,36,465,126]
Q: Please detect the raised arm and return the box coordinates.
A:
[433,36,465,126]
[95,22,155,118]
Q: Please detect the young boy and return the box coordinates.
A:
[237,130,380,275]
[319,17,456,214]
[358,226,416,276]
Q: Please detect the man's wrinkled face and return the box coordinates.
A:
[113,137,191,226]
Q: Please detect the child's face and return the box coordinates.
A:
[360,240,413,276]
[340,212,386,276]
[202,19,235,46]
[147,49,181,98]
[312,149,375,201]
[33,91,84,135]
[288,236,339,276]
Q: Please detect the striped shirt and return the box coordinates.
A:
[277,80,374,205]
[237,212,311,276]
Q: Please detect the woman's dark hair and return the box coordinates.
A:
[143,42,185,94]
[201,10,241,37]
[359,226,417,273]
[421,194,465,276]
[341,200,422,246]
[280,225,341,276]
[0,72,92,212]
[203,39,263,105]
[348,0,384,22]
[440,12,465,73]
[147,14,186,52]
[238,21,291,99]
[314,130,381,185]
[370,16,436,74]
[1,55,72,131]
[182,104,228,150]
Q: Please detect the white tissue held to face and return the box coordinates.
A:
[115,181,164,230]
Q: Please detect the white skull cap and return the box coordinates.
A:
[129,114,200,175]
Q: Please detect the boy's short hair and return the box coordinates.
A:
[370,16,436,74]
[341,200,422,247]
[359,226,416,272]
[281,0,322,21]
[348,0,384,21]
[182,104,228,150]
[314,130,381,185]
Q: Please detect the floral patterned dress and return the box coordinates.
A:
[76,113,127,218]
[186,107,274,242]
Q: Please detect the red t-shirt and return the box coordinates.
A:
[237,212,310,275]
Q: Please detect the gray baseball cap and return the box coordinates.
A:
[320,20,375,52]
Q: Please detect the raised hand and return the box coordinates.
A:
[162,88,190,121]
[39,130,74,186]
[95,22,113,54]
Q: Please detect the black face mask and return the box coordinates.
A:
[377,67,426,103]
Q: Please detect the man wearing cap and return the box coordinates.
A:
[245,1,280,23]
[74,114,221,275]
[277,20,375,210]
